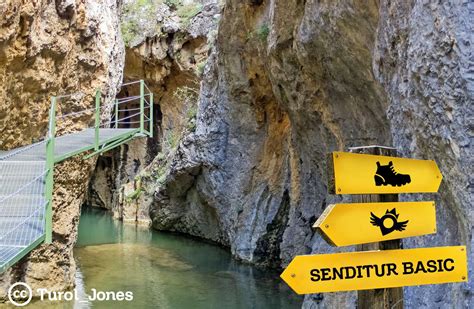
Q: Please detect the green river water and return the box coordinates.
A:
[68,207,302,309]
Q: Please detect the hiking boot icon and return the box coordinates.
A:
[374,161,411,187]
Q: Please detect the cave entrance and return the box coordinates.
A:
[111,83,163,137]
[84,81,162,212]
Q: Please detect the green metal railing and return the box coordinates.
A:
[95,90,100,151]
[43,80,154,243]
[0,80,154,273]
[45,96,56,243]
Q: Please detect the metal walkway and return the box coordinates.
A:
[0,80,153,272]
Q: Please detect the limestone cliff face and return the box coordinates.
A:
[148,5,387,308]
[86,0,219,225]
[146,0,472,307]
[151,0,389,262]
[374,1,473,307]
[1,0,471,307]
[0,0,123,297]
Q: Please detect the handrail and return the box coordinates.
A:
[149,92,154,137]
[44,96,56,243]
[109,79,153,134]
[0,80,155,273]
[115,99,119,129]
[41,82,153,245]
[113,111,142,122]
[140,80,145,134]
[94,90,100,151]
[118,106,150,112]
[120,80,141,87]
[0,140,46,161]
[117,95,141,102]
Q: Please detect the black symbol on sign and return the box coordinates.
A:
[374,161,411,187]
[370,209,409,236]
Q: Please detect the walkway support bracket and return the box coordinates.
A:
[83,129,139,160]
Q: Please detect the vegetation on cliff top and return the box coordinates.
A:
[121,0,160,46]
[176,3,203,27]
[121,0,203,46]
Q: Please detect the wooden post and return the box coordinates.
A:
[351,146,403,309]
[327,146,403,308]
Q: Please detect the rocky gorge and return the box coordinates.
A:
[0,0,472,308]
[0,0,123,297]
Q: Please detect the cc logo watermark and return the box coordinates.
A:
[8,282,32,307]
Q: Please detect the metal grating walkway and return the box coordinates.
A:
[0,161,46,270]
[1,129,139,162]
[0,80,153,273]
[0,129,139,271]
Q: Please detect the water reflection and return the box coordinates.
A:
[45,207,301,309]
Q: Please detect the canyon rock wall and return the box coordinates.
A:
[1,0,471,307]
[147,0,472,307]
[153,0,390,260]
[87,0,219,225]
[0,0,123,298]
[373,1,473,307]
[149,1,389,307]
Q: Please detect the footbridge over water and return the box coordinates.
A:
[0,80,153,273]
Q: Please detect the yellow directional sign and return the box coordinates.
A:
[332,152,442,194]
[314,201,437,246]
[281,246,467,294]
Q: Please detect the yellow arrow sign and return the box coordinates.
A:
[314,201,437,246]
[281,246,467,294]
[332,152,442,194]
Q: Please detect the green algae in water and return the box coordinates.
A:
[73,207,302,308]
